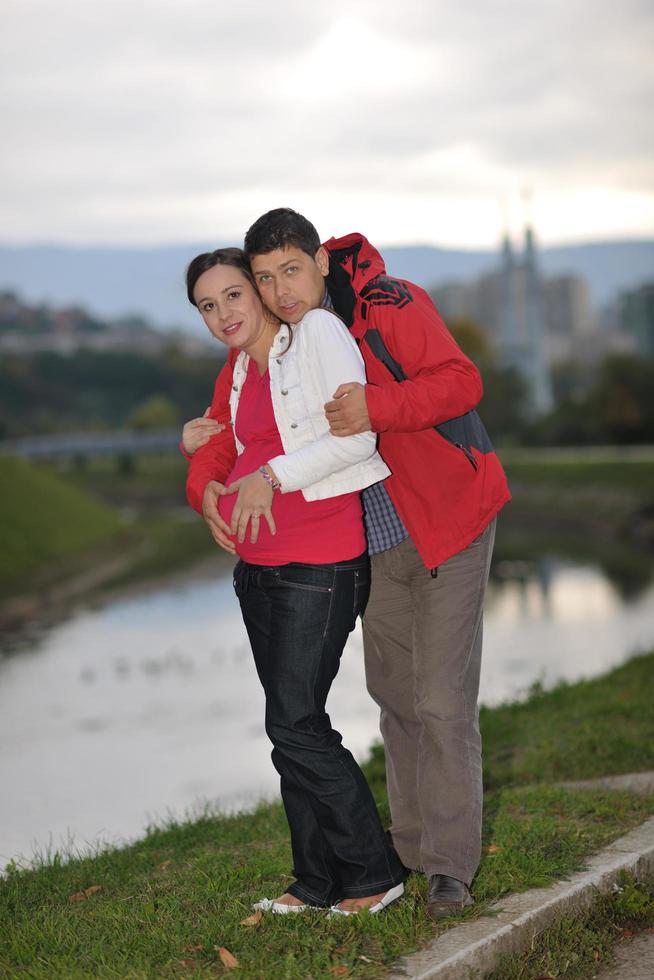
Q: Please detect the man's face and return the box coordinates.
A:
[250,246,329,324]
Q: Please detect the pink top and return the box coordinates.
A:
[218,358,365,565]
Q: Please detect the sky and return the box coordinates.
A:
[1,0,653,249]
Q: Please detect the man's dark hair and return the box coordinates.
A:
[244,208,321,260]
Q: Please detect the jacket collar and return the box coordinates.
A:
[323,233,386,328]
[233,321,291,378]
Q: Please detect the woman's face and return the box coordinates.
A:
[193,264,267,351]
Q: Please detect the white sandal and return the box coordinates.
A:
[253,897,309,914]
[329,881,405,916]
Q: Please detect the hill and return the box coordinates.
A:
[0,239,651,332]
[0,456,124,595]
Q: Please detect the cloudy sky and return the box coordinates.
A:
[2,0,653,248]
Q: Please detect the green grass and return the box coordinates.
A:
[0,455,222,607]
[51,453,191,509]
[2,653,654,979]
[358,652,654,797]
[488,872,654,980]
[479,652,654,789]
[0,456,124,593]
[501,455,654,532]
[1,789,652,979]
[502,455,654,495]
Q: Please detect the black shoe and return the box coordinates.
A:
[427,874,473,919]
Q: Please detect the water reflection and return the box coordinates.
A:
[481,558,654,705]
[0,551,652,866]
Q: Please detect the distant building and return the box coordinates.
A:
[432,225,556,414]
[620,282,654,355]
[428,223,654,412]
[497,226,553,414]
[0,290,213,357]
[543,275,592,363]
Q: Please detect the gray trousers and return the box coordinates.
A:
[362,519,496,886]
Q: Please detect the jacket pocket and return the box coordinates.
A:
[276,353,310,426]
[435,410,493,471]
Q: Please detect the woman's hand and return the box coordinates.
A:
[202,480,236,555]
[182,407,225,455]
[226,469,277,544]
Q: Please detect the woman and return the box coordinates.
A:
[185,248,405,915]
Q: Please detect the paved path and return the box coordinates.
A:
[592,929,654,979]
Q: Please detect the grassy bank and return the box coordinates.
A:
[2,651,654,979]
[0,455,220,615]
[2,450,651,614]
[0,456,124,597]
[501,452,654,550]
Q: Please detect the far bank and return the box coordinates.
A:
[1,447,652,630]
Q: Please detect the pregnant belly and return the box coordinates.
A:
[216,455,365,566]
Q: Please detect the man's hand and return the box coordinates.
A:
[226,470,277,545]
[324,382,371,436]
[201,480,236,555]
[182,407,225,455]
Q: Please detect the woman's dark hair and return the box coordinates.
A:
[186,244,290,352]
[185,247,255,306]
[244,208,321,261]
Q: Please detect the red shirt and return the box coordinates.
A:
[218,358,365,565]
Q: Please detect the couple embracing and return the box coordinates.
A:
[182,208,510,918]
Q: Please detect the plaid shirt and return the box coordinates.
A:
[322,290,408,555]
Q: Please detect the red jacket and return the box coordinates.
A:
[186,233,510,569]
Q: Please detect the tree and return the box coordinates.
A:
[447,317,529,442]
[127,395,179,431]
[448,317,495,370]
[590,354,654,443]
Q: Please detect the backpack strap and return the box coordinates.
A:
[361,328,494,466]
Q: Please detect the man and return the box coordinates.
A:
[185,208,510,917]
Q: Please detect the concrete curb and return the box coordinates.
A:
[390,782,654,980]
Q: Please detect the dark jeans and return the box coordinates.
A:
[233,553,405,907]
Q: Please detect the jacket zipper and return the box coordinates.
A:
[455,442,478,471]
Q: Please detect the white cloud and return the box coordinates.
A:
[1,0,652,246]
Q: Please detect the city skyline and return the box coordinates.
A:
[1,0,653,249]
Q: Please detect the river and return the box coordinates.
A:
[1,548,653,866]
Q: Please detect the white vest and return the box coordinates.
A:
[228,309,390,501]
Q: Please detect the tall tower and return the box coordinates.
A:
[523,223,553,414]
[498,231,518,353]
[495,192,553,416]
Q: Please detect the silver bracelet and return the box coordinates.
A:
[258,466,281,491]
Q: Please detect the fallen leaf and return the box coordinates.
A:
[180,959,197,969]
[183,943,204,953]
[159,859,173,870]
[240,909,263,927]
[217,947,240,970]
[330,968,349,977]
[482,844,500,854]
[69,884,102,903]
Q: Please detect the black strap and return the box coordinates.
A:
[361,328,494,464]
